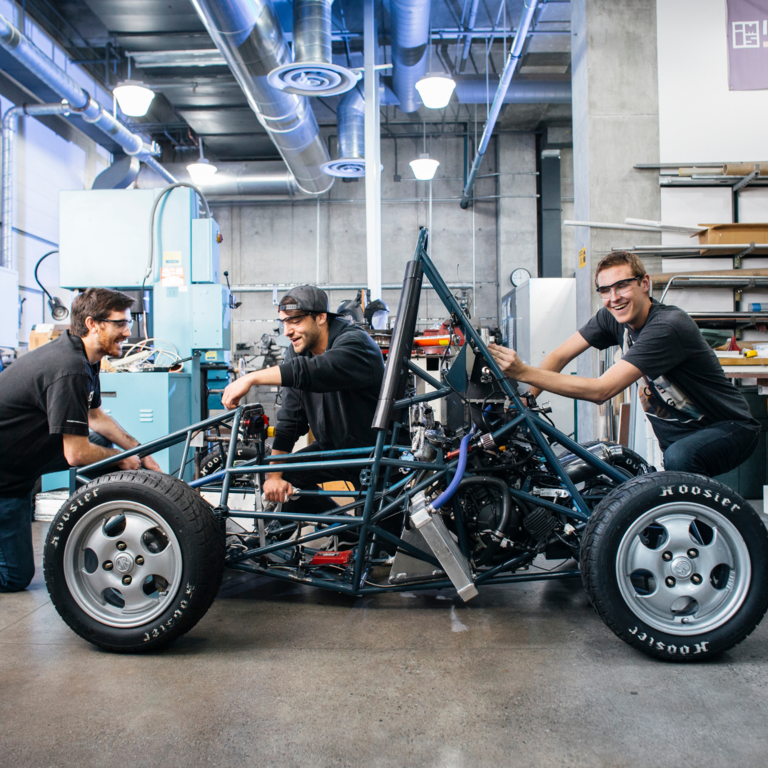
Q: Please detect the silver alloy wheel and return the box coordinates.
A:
[63,501,183,628]
[616,502,751,636]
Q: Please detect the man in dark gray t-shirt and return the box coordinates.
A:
[489,251,759,477]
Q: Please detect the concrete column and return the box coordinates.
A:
[497,133,538,292]
[571,0,661,441]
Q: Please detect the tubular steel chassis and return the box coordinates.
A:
[71,229,628,598]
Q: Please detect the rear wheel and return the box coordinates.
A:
[44,470,224,653]
[581,472,768,661]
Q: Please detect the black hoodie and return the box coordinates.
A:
[273,317,385,453]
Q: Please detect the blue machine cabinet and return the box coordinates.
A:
[43,373,193,490]
[44,188,231,491]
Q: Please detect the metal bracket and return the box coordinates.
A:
[733,166,760,192]
[359,468,372,487]
[733,242,756,270]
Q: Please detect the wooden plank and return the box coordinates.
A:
[617,403,632,448]
[720,357,768,366]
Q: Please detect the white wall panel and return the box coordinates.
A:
[738,188,768,222]
[657,0,768,163]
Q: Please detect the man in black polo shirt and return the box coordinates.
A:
[489,251,759,477]
[0,288,161,592]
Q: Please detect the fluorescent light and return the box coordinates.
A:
[113,81,155,117]
[130,50,226,68]
[415,75,456,109]
[186,158,218,184]
[409,154,440,181]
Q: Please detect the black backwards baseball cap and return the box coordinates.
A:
[278,285,338,317]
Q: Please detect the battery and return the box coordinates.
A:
[311,550,353,565]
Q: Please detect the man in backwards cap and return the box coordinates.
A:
[222,285,385,512]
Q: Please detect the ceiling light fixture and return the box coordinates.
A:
[113,80,155,117]
[415,75,456,109]
[186,138,218,185]
[414,10,456,109]
[410,121,440,181]
[409,153,440,180]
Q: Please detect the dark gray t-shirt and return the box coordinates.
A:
[579,301,758,449]
[0,332,101,496]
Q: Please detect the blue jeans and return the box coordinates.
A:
[663,422,760,477]
[0,493,34,592]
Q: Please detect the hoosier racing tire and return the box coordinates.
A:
[581,472,768,661]
[44,470,224,653]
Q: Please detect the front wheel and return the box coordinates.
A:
[581,472,768,661]
[44,470,225,653]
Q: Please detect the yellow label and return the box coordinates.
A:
[578,247,587,269]
[163,250,182,266]
[204,351,217,360]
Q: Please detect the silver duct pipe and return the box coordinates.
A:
[294,0,332,62]
[268,0,357,97]
[1,102,70,270]
[458,0,480,73]
[321,88,366,177]
[455,77,571,104]
[0,13,175,183]
[136,161,300,197]
[460,0,540,208]
[190,0,333,195]
[390,0,431,113]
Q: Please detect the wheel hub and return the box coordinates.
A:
[114,553,134,574]
[670,556,693,579]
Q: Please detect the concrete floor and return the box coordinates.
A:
[2,514,768,768]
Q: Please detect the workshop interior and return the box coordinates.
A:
[2,1,768,765]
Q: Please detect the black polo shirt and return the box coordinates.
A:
[0,332,101,497]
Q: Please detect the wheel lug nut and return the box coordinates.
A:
[122,575,132,585]
[691,573,702,585]
[103,561,113,571]
[687,548,698,558]
[135,556,144,566]
[665,576,676,587]
[662,551,672,561]
[116,541,127,551]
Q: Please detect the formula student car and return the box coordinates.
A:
[43,230,768,660]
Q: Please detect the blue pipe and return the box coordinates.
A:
[431,430,472,510]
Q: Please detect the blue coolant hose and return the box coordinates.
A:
[431,429,473,510]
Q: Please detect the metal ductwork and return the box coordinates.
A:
[136,161,300,198]
[455,78,571,104]
[190,0,333,196]
[268,0,357,97]
[0,13,174,184]
[460,0,540,208]
[321,88,366,178]
[458,0,480,73]
[2,103,69,270]
[390,0,431,113]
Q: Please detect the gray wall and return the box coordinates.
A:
[216,132,539,350]
[570,0,661,440]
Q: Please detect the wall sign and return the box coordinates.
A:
[578,247,587,269]
[727,0,768,90]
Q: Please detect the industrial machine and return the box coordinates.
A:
[43,185,230,488]
[42,230,768,664]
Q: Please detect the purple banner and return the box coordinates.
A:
[728,0,768,90]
